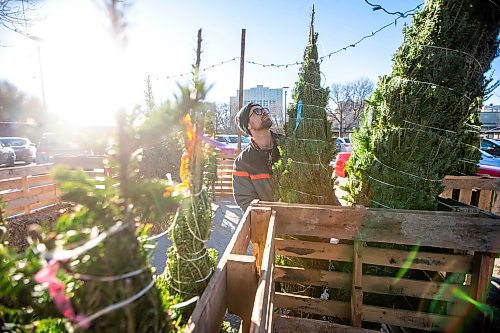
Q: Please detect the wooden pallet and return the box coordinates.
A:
[186,200,500,332]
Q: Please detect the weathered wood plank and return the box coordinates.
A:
[0,164,54,180]
[443,175,500,191]
[274,315,379,333]
[274,292,350,319]
[477,189,493,212]
[227,254,258,333]
[250,207,272,274]
[6,191,57,213]
[363,274,469,301]
[273,266,351,289]
[230,209,251,255]
[250,211,276,333]
[186,202,258,332]
[27,174,54,187]
[0,189,24,201]
[458,189,472,205]
[275,238,353,262]
[362,305,457,331]
[252,202,500,252]
[351,241,363,327]
[440,188,453,199]
[0,178,22,191]
[363,247,473,273]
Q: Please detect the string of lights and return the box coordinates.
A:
[160,3,423,78]
[364,0,423,18]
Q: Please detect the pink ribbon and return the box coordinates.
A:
[198,133,235,153]
[35,260,89,328]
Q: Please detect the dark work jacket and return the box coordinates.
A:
[232,132,281,212]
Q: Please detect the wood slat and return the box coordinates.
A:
[363,247,473,273]
[186,206,252,332]
[29,184,57,196]
[477,189,493,211]
[362,305,457,331]
[275,238,353,262]
[274,315,379,333]
[1,189,24,201]
[351,241,363,327]
[273,266,351,289]
[0,164,54,180]
[250,210,276,333]
[0,178,22,191]
[227,254,258,333]
[363,274,469,301]
[6,191,57,213]
[458,189,472,205]
[253,202,500,252]
[443,175,500,191]
[27,174,54,187]
[274,292,350,319]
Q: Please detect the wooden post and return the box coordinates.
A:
[237,28,246,151]
[227,254,258,333]
[459,188,472,205]
[467,252,496,329]
[21,175,30,214]
[351,240,363,327]
[250,207,272,274]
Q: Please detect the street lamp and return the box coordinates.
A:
[29,35,47,113]
[283,86,289,126]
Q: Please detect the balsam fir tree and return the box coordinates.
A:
[346,0,500,210]
[274,5,339,207]
[161,29,214,315]
[273,6,339,301]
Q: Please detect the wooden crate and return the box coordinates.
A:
[186,201,500,333]
[441,175,500,215]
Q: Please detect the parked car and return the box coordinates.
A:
[481,138,500,157]
[333,151,352,178]
[0,137,36,164]
[335,137,352,152]
[478,149,500,177]
[0,142,16,167]
[215,135,251,150]
[36,132,93,163]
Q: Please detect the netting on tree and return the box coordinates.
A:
[346,0,500,210]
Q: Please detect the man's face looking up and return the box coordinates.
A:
[248,105,273,132]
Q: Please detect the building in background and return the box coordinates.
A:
[229,85,284,132]
[480,104,500,139]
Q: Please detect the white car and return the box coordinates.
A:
[335,137,352,152]
[215,135,251,150]
[0,142,16,167]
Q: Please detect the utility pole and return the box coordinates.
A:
[29,36,47,113]
[237,29,246,151]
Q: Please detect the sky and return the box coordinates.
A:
[0,0,499,126]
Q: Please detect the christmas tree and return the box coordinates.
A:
[274,5,339,207]
[273,6,339,301]
[346,0,500,210]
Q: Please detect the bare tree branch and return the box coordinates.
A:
[329,78,374,137]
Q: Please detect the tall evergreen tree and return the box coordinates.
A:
[346,0,500,210]
[273,6,339,301]
[274,5,339,207]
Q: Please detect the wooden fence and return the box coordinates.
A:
[0,156,107,217]
[187,201,500,332]
[213,150,238,197]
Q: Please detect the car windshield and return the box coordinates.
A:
[1,138,27,146]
